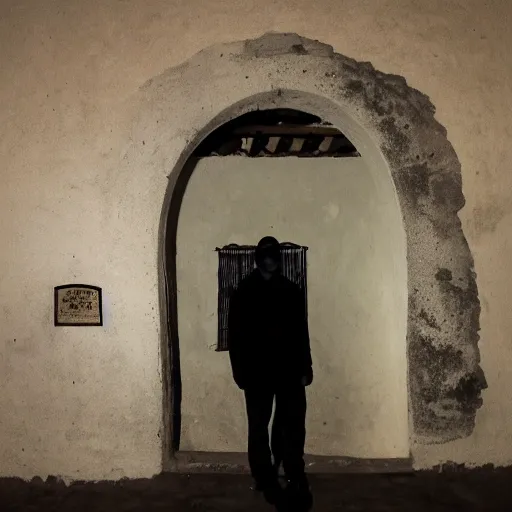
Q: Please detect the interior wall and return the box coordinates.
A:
[1,0,512,480]
[176,156,408,458]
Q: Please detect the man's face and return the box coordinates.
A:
[257,244,280,277]
[261,255,279,274]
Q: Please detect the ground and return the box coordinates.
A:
[1,470,512,511]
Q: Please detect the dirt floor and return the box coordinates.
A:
[1,470,512,511]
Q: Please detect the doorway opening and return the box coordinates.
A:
[165,107,409,471]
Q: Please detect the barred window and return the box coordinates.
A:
[215,242,308,351]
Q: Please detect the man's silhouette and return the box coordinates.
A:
[228,236,313,510]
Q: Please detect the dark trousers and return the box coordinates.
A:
[244,383,307,486]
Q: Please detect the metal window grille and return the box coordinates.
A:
[215,243,308,351]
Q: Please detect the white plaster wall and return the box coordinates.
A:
[1,0,512,479]
[177,157,408,458]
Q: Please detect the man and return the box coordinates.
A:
[228,236,313,510]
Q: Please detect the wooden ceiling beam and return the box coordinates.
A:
[232,124,346,137]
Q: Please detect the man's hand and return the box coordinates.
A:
[301,368,313,387]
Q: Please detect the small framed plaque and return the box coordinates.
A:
[54,284,103,326]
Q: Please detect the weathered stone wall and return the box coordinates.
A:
[1,0,511,480]
[338,53,485,440]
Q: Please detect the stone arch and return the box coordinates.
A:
[133,32,485,463]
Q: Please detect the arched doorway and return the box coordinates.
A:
[175,108,408,460]
[142,33,484,469]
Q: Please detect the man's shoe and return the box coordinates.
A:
[286,475,313,511]
[262,480,285,506]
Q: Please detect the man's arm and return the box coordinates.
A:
[295,286,313,385]
[228,289,245,389]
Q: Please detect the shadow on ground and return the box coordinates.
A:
[1,470,512,511]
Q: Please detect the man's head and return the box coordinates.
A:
[255,236,281,278]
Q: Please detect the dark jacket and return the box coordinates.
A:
[228,269,313,389]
